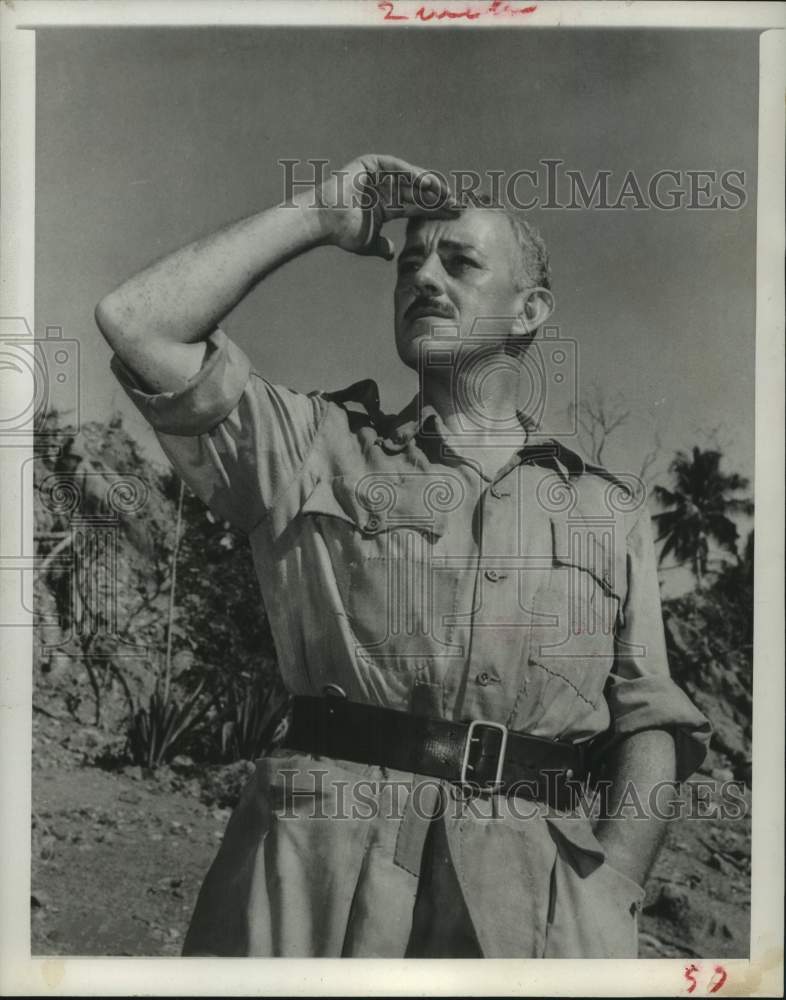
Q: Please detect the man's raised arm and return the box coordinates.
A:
[94,155,458,393]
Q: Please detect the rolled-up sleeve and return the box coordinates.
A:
[110,328,328,533]
[605,505,712,780]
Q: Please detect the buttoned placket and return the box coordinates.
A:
[438,455,530,723]
[375,406,578,727]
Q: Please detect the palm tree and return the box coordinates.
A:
[652,447,753,583]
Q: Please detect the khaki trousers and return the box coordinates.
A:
[402,816,644,959]
[184,757,645,958]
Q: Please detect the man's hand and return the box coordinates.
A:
[317,154,460,261]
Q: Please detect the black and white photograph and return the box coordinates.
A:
[0,1,783,995]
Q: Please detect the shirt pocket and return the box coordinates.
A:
[299,472,460,656]
[525,514,626,712]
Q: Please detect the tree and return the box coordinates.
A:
[568,384,662,491]
[652,447,753,583]
[661,527,754,776]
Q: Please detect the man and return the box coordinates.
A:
[96,153,710,958]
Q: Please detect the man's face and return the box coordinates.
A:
[394,207,525,370]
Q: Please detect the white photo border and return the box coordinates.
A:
[1,2,783,996]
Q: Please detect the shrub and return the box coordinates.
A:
[126,681,211,769]
[219,678,290,763]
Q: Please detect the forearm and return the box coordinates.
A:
[95,194,330,392]
[594,728,677,887]
[95,153,457,394]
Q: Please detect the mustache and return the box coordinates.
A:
[404,297,457,321]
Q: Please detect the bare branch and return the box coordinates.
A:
[576,384,632,466]
[638,426,663,488]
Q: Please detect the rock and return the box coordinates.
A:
[735,759,752,787]
[31,890,50,909]
[170,755,194,771]
[199,760,256,810]
[708,852,737,876]
[156,876,183,890]
[654,883,690,922]
[707,712,750,769]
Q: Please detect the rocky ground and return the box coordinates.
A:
[30,709,751,958]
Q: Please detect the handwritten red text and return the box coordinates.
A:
[378,1,538,23]
[684,963,728,995]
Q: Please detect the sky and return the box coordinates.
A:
[35,26,759,587]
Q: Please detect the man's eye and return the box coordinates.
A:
[450,255,478,270]
[398,259,420,274]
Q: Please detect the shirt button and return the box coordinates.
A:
[485,569,499,582]
[365,515,382,533]
[476,671,491,686]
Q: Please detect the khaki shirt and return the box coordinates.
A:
[112,329,711,957]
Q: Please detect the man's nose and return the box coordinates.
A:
[412,254,445,297]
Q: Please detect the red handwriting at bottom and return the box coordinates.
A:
[378,1,538,22]
[684,963,728,994]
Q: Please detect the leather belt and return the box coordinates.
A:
[281,695,593,812]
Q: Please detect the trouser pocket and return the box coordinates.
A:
[542,849,645,958]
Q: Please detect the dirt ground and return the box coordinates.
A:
[31,710,751,959]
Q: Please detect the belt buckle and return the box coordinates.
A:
[460,719,508,788]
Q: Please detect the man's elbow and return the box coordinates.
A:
[94,291,126,349]
[95,290,151,361]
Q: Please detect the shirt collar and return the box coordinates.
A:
[379,392,591,484]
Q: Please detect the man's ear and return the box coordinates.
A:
[519,288,555,333]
